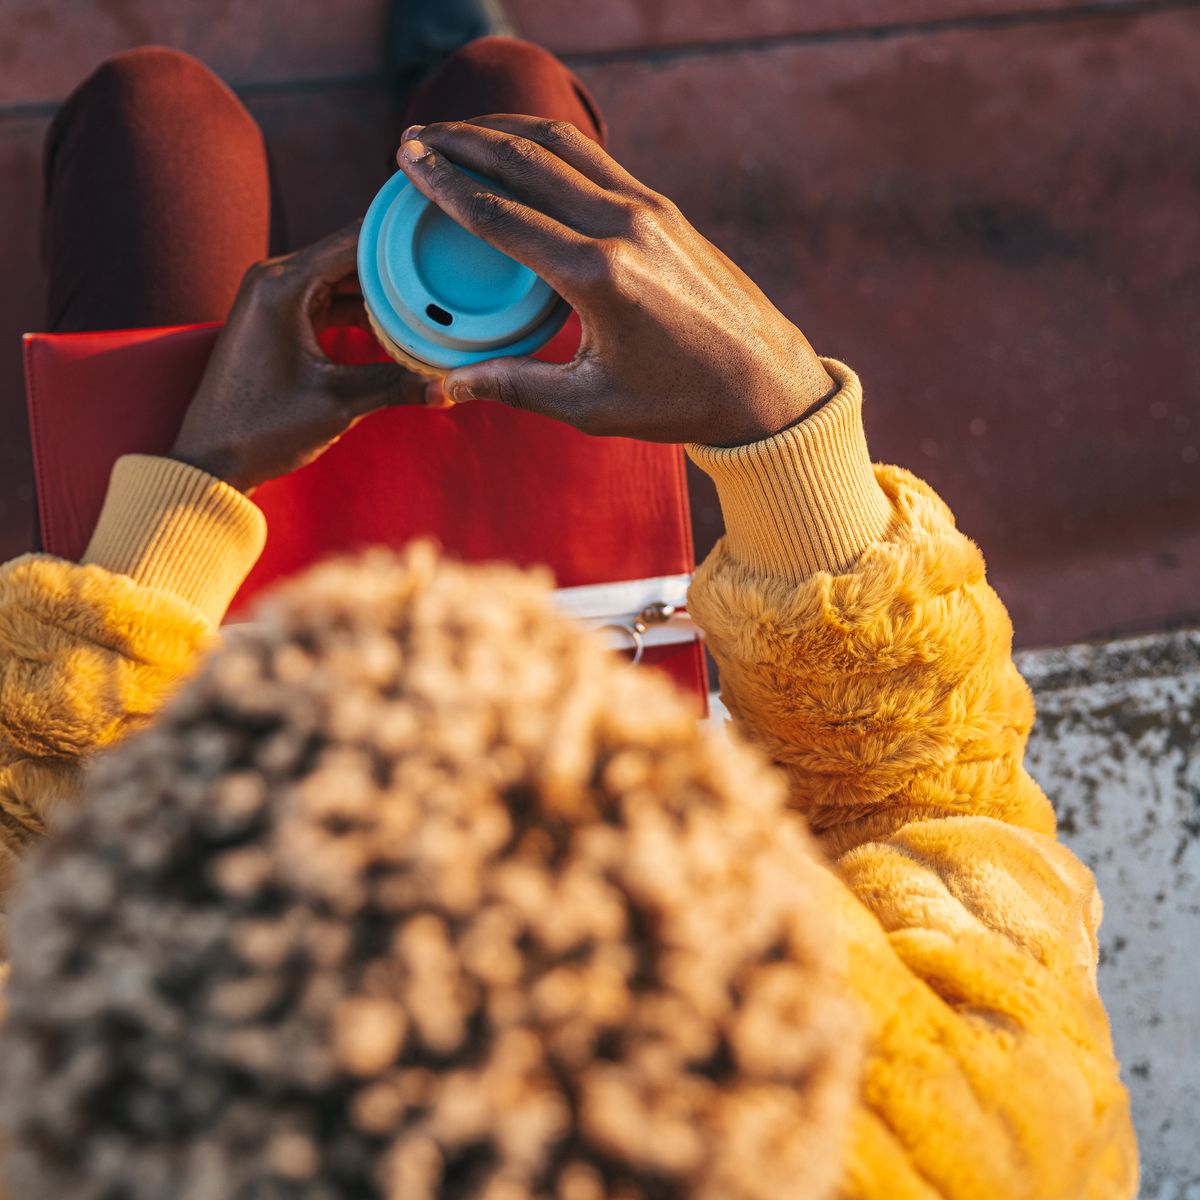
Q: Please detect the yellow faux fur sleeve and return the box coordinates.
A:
[688,408,1138,1196]
[0,557,211,937]
[692,463,1058,849]
[0,455,266,954]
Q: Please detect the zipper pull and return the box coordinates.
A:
[633,601,678,634]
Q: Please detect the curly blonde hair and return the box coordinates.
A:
[1,546,860,1200]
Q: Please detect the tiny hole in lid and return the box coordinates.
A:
[426,303,454,326]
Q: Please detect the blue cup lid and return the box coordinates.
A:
[358,170,570,372]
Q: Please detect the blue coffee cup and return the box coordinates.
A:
[358,169,570,377]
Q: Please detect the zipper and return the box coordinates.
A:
[552,573,701,665]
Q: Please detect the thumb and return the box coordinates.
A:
[445,357,582,426]
[331,361,440,415]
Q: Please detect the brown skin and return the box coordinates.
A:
[396,115,836,447]
[172,120,836,491]
[169,222,438,493]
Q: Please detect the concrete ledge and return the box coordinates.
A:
[1017,629,1200,1199]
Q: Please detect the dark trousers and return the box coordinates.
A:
[43,38,606,333]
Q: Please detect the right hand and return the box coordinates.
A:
[170,222,440,492]
[395,117,836,448]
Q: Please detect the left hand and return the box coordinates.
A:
[170,222,439,492]
[395,116,836,447]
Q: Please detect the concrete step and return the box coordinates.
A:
[0,0,389,106]
[511,0,1160,55]
[575,6,1200,646]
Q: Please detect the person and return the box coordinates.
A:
[0,36,1136,1200]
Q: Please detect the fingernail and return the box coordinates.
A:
[451,384,477,403]
[401,124,425,144]
[400,139,431,165]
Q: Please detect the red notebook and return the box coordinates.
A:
[23,317,707,702]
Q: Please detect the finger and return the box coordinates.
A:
[289,223,372,353]
[290,219,366,284]
[242,221,364,313]
[396,141,593,300]
[444,356,596,431]
[467,115,650,199]
[409,121,625,236]
[325,360,438,416]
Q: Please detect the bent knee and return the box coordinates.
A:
[450,35,567,75]
[71,46,246,125]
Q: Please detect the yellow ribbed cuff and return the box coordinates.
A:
[82,455,267,627]
[687,359,893,581]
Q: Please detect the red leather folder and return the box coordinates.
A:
[23,317,707,702]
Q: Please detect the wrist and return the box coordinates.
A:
[688,358,892,580]
[167,441,249,493]
[714,357,838,448]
